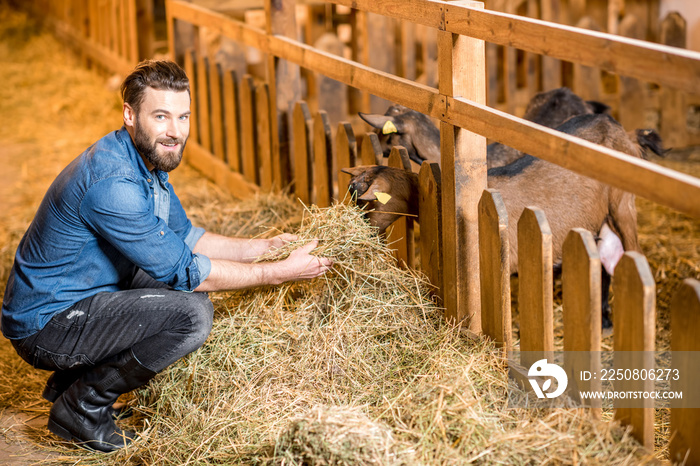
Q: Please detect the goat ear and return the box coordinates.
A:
[341,165,378,177]
[357,176,391,202]
[359,113,401,134]
[340,166,366,177]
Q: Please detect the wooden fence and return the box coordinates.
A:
[25,0,157,76]
[276,0,700,149]
[165,0,700,458]
[20,0,700,461]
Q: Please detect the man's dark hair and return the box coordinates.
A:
[120,60,190,114]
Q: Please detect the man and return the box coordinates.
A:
[1,60,332,452]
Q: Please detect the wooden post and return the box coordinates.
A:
[293,101,313,205]
[670,279,700,464]
[240,75,258,185]
[313,111,333,207]
[613,252,655,449]
[265,0,302,191]
[210,62,226,161]
[518,207,554,368]
[572,17,603,102]
[419,162,443,303]
[364,12,395,113]
[562,228,602,418]
[135,0,154,60]
[439,1,487,330]
[618,15,646,132]
[183,49,199,146]
[387,146,413,268]
[478,189,511,355]
[336,122,357,203]
[540,0,562,90]
[223,69,241,172]
[660,12,688,149]
[196,54,212,153]
[360,133,382,166]
[256,83,273,191]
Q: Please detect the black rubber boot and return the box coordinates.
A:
[47,349,156,452]
[43,371,133,419]
[43,370,84,403]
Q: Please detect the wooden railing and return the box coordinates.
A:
[164,0,700,459]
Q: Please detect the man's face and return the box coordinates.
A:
[124,87,191,172]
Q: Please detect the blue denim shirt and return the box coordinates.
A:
[1,127,211,339]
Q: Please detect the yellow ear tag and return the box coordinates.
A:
[382,120,398,135]
[374,192,392,204]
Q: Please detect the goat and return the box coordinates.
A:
[342,114,665,328]
[358,87,610,170]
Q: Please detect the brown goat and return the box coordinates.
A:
[343,113,665,328]
[358,87,610,170]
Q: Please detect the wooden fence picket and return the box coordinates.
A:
[292,101,313,205]
[572,17,603,102]
[660,12,689,149]
[478,189,511,355]
[196,54,212,153]
[336,122,357,204]
[562,228,602,417]
[418,162,443,302]
[617,15,647,132]
[360,133,382,166]
[670,279,700,464]
[256,83,273,191]
[209,62,225,162]
[387,146,413,268]
[517,207,554,368]
[313,110,333,207]
[239,75,258,185]
[223,69,241,172]
[613,252,656,449]
[183,49,199,146]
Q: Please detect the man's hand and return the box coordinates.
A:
[267,233,298,251]
[275,240,333,283]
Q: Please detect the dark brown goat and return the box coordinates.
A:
[358,87,610,170]
[343,114,665,328]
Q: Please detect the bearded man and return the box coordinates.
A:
[1,60,332,452]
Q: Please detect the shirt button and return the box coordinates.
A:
[160,231,165,236]
[147,178,152,183]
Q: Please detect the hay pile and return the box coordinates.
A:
[66,200,653,466]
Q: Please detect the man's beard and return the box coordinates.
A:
[133,119,186,172]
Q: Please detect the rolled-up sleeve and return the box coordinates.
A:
[81,177,207,291]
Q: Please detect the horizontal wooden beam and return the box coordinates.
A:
[447,97,700,219]
[329,0,700,95]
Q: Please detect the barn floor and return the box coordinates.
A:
[0,3,698,464]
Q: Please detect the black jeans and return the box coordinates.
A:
[11,270,214,374]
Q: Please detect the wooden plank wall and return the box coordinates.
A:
[27,0,154,77]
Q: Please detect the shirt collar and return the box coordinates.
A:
[115,126,170,185]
